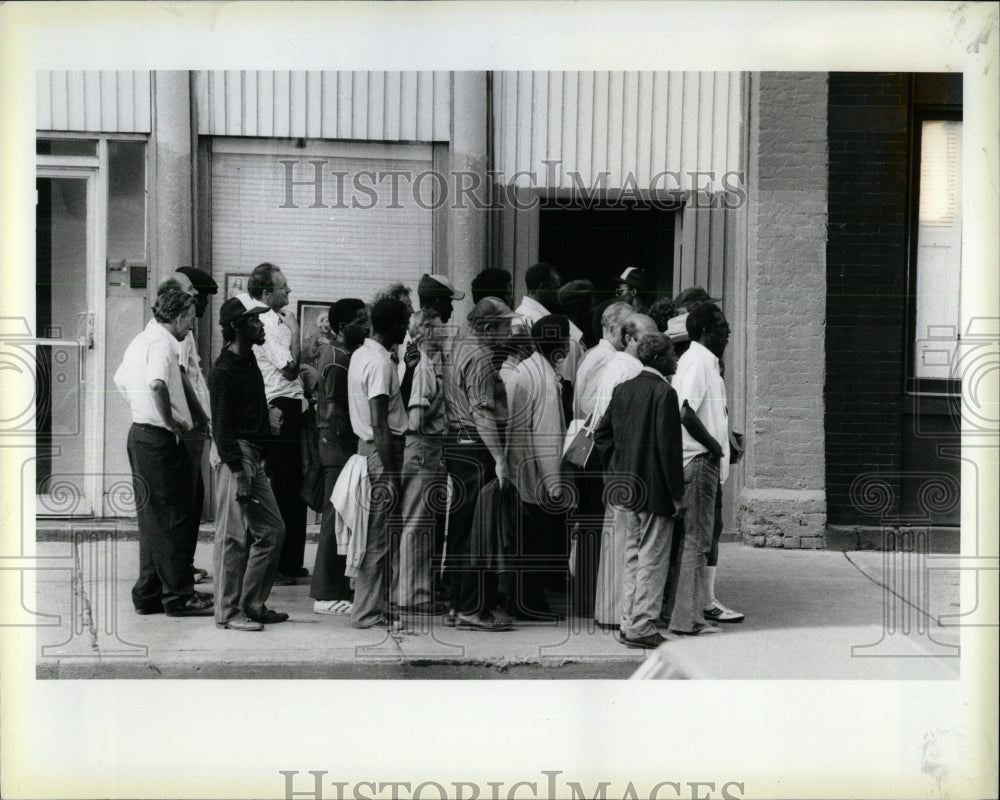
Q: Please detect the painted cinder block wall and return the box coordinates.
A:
[739,72,828,547]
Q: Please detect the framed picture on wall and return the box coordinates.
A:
[297,299,332,357]
[224,272,251,299]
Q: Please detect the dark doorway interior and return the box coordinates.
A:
[538,202,677,303]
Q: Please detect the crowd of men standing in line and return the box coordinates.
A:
[115,261,745,647]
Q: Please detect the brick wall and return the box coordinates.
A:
[739,72,828,546]
[825,73,910,525]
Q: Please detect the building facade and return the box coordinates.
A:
[33,70,963,549]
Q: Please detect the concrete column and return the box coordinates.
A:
[448,71,489,321]
[151,71,193,279]
[739,72,828,547]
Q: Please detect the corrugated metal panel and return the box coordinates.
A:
[493,71,742,192]
[194,71,451,141]
[493,72,746,309]
[37,71,152,132]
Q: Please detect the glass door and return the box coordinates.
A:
[35,169,100,516]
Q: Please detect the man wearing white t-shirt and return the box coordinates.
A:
[669,302,743,634]
[347,297,411,628]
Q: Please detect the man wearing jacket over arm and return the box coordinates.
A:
[594,333,686,649]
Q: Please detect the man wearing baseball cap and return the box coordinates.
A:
[616,267,650,314]
[208,293,289,631]
[417,273,465,324]
[442,297,517,631]
[666,286,722,357]
[175,267,219,587]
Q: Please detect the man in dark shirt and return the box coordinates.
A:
[594,333,687,649]
[209,293,289,631]
[309,298,366,615]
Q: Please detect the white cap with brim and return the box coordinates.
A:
[665,312,689,343]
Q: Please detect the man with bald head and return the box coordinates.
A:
[590,312,658,628]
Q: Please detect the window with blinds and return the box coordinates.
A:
[913,120,962,383]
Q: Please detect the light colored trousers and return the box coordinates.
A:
[213,440,285,624]
[393,435,445,608]
[350,438,404,628]
[594,503,630,626]
[620,510,675,639]
[668,454,718,633]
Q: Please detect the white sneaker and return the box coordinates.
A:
[313,599,353,615]
[703,600,744,623]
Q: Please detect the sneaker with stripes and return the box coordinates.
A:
[703,601,745,623]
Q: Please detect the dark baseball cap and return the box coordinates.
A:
[177,266,219,295]
[618,267,645,289]
[219,293,268,328]
[673,286,721,309]
[418,273,465,300]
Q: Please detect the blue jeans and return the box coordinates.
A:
[213,440,286,623]
[669,454,719,633]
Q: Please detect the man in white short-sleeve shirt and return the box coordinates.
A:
[346,297,410,628]
[113,288,212,618]
[247,263,309,583]
[670,302,744,632]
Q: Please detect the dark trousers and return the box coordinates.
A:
[309,439,352,601]
[568,465,605,617]
[127,423,194,612]
[180,431,207,577]
[267,396,307,575]
[707,479,724,566]
[508,501,566,615]
[443,440,498,616]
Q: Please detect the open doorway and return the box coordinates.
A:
[537,201,678,302]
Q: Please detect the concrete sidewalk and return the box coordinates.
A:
[29,540,962,679]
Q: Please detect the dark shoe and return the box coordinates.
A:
[217,616,263,632]
[193,590,213,602]
[134,604,164,616]
[404,600,449,616]
[670,622,722,636]
[272,573,296,586]
[618,632,667,649]
[251,608,289,624]
[353,613,397,630]
[164,595,214,617]
[508,604,565,622]
[290,566,310,578]
[456,613,512,632]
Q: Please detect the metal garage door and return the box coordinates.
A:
[211,138,434,340]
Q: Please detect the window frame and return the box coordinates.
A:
[904,105,963,398]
